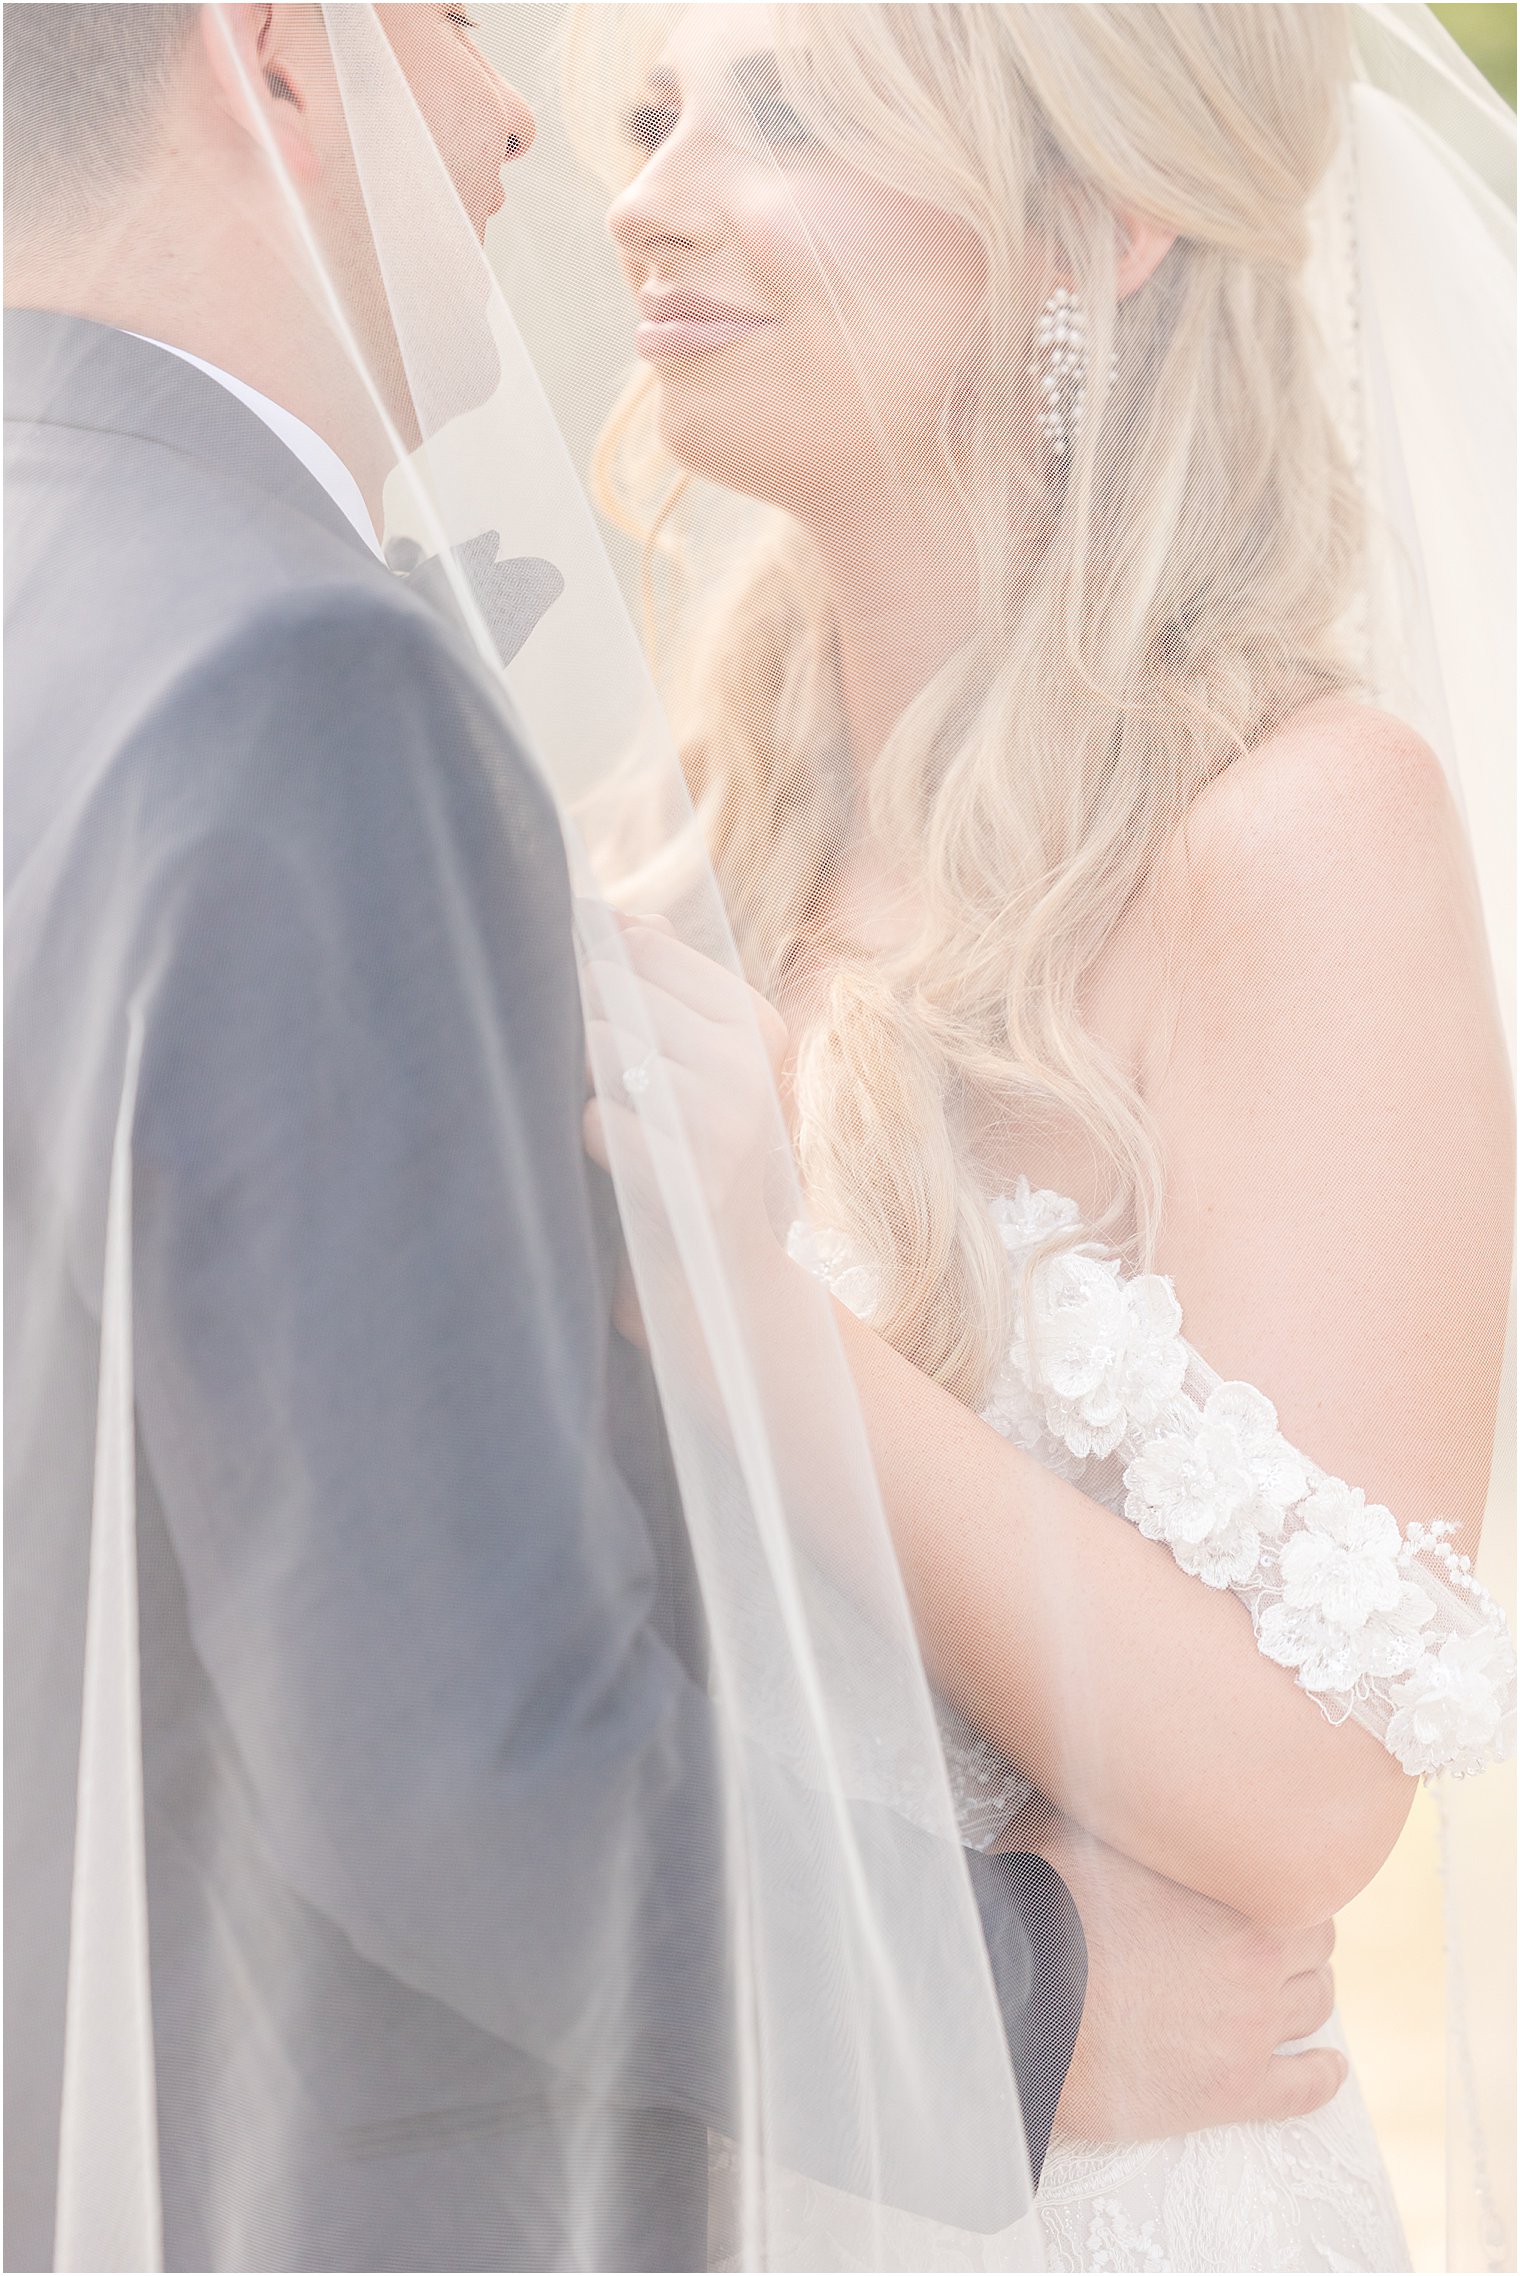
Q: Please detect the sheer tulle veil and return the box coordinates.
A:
[31,6,1044,2269]
[1335,14,1515,2262]
[16,4,1514,2271]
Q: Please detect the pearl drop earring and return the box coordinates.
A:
[1030,283,1115,458]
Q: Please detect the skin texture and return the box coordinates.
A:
[4,3,531,522]
[609,3,991,520]
[997,1802,1343,2141]
[608,3,1175,778]
[589,7,1515,1963]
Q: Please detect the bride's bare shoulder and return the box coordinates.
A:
[1094,692,1478,1085]
[1183,691,1456,878]
[1151,691,1456,942]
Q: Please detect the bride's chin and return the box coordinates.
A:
[653,395,800,510]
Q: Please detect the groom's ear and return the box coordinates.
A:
[201,3,325,188]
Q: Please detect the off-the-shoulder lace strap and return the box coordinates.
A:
[790,1185,1515,1781]
[987,1179,1516,1782]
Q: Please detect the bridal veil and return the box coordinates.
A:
[11,5,1514,2271]
[13,7,1042,2270]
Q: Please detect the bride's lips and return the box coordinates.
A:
[636,287,773,361]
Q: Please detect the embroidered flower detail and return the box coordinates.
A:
[786,1221,880,1322]
[1257,1480,1432,1694]
[990,1176,1082,1256]
[1011,1247,1188,1460]
[1123,1382,1312,1590]
[980,1367,1093,1485]
[1085,2195,1169,2273]
[1280,1481,1415,1624]
[1385,1625,1518,1777]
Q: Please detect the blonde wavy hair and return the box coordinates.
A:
[571,3,1364,1407]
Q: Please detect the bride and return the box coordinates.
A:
[571,4,1516,2268]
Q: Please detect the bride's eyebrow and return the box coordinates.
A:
[732,49,802,91]
[731,49,821,117]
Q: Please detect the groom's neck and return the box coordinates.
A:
[7,220,395,530]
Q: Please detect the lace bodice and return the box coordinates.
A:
[792,1177,1516,1845]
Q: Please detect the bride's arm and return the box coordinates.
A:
[1135,702,1512,1601]
[823,1277,1403,1926]
[813,703,1512,1924]
[589,704,1512,1926]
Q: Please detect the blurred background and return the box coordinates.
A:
[472,5,1516,2268]
[1334,20,1514,2268]
[1434,2,1517,104]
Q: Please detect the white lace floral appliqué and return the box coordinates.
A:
[791,1178,1517,1785]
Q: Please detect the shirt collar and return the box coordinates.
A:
[128,334,383,557]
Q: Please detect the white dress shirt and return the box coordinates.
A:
[131,332,383,556]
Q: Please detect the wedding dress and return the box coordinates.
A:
[781,1175,1515,2273]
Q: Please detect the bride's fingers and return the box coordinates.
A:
[1276,1966,1336,2043]
[586,1008,783,1144]
[584,976,729,1077]
[583,1095,614,1172]
[610,1254,648,1350]
[584,1096,672,1222]
[1256,2046,1347,2124]
[589,930,789,1080]
[583,1045,734,1157]
[614,924,760,1027]
[584,1018,713,1125]
[584,1073,676,1170]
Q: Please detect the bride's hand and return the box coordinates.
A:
[581,916,791,1272]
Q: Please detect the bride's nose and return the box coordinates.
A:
[608,143,726,264]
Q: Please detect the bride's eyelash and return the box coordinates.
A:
[445,8,479,29]
[624,99,679,153]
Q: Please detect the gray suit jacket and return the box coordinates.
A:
[4,313,1081,2273]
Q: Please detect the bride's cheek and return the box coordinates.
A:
[776,178,984,445]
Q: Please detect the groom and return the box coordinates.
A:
[8,9,1079,2264]
[5,8,1345,2272]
